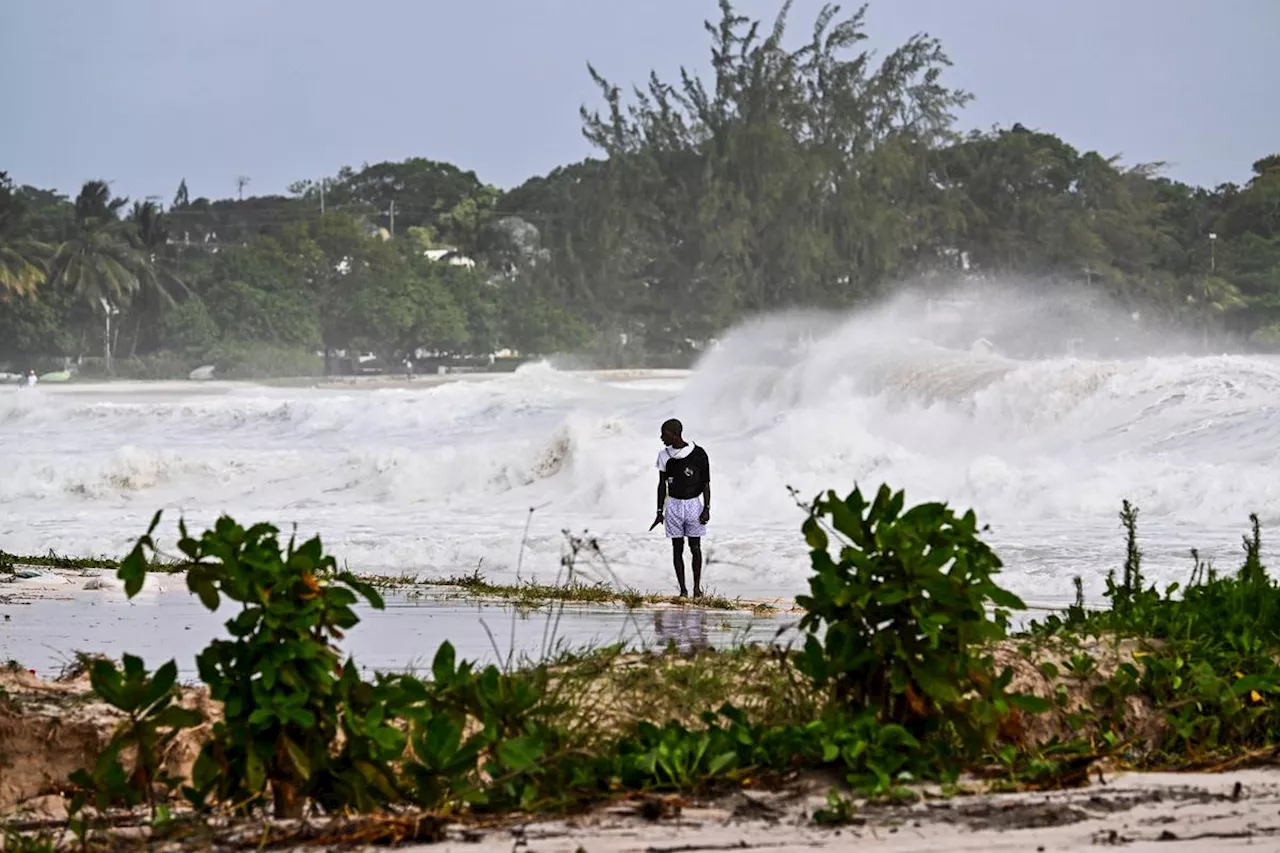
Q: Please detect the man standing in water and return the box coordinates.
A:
[652,418,711,598]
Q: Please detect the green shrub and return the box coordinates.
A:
[73,484,1280,828]
[795,485,1028,716]
[119,512,396,817]
[68,655,203,821]
[1029,504,1280,762]
[111,352,201,380]
[91,486,1051,817]
[202,341,323,379]
[793,484,1047,789]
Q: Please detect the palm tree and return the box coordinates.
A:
[47,181,151,372]
[130,200,167,248]
[123,199,189,356]
[0,235,47,300]
[0,172,51,300]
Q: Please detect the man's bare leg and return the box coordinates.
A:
[689,537,703,598]
[670,537,688,597]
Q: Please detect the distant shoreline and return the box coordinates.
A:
[271,367,691,389]
[0,367,692,393]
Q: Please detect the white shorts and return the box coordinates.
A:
[664,496,707,539]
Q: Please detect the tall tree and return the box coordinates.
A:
[119,200,190,356]
[46,181,152,371]
[289,158,490,244]
[0,172,50,300]
[574,0,972,352]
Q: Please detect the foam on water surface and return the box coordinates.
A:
[3,296,1279,612]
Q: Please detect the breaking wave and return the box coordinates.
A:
[4,290,1279,604]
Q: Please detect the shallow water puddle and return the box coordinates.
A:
[0,570,795,679]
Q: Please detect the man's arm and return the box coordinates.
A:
[648,472,667,530]
[700,450,711,521]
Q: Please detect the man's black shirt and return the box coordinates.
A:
[662,445,710,500]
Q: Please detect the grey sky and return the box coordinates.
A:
[2,0,1275,204]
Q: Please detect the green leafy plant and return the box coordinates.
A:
[1026,504,1280,765]
[118,511,393,817]
[792,484,1043,785]
[405,641,584,812]
[0,829,57,853]
[616,718,740,790]
[67,654,203,822]
[64,487,1280,834]
[403,703,486,809]
[812,788,858,825]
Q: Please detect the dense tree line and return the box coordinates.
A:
[2,1,1277,376]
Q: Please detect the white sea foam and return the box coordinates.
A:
[3,288,1278,607]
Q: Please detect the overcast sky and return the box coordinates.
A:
[2,0,1275,204]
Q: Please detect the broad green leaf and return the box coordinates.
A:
[1006,693,1053,714]
[909,661,961,704]
[281,736,312,781]
[496,736,545,772]
[707,751,737,776]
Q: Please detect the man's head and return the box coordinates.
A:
[660,418,683,447]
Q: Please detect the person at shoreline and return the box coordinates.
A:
[652,418,711,598]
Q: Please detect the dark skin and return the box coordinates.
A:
[654,422,711,598]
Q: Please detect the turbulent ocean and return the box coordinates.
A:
[3,290,1279,609]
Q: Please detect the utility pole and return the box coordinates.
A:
[1209,232,1217,272]
[99,298,119,376]
[319,178,325,214]
[388,200,395,237]
[235,175,250,200]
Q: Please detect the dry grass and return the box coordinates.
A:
[533,635,1168,755]
[543,644,825,745]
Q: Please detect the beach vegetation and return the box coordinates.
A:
[2,480,1280,846]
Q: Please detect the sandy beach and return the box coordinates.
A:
[385,769,1280,852]
[9,761,1274,850]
